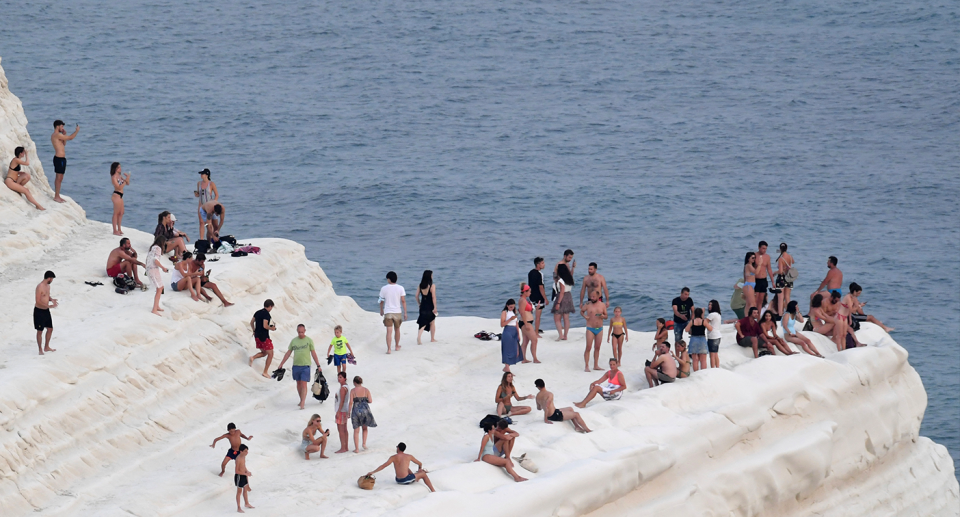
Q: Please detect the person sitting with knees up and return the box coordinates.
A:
[574,357,626,407]
[645,342,677,387]
[106,238,145,287]
[475,423,527,482]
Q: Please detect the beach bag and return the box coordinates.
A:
[664,320,674,330]
[113,273,135,291]
[358,475,375,490]
[218,242,236,254]
[802,318,814,332]
[312,368,330,402]
[236,245,261,255]
[221,235,238,246]
[474,331,499,341]
[194,239,211,254]
[514,453,539,473]
[784,267,799,284]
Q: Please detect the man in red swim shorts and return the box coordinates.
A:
[105,238,144,286]
[249,299,277,378]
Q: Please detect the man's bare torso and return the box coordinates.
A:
[536,390,556,416]
[35,282,50,309]
[51,131,66,158]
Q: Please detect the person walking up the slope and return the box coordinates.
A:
[248,299,276,378]
[276,324,322,409]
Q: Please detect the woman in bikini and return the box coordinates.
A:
[742,252,757,315]
[775,243,795,315]
[5,146,44,210]
[782,301,823,357]
[654,318,668,347]
[675,341,691,379]
[195,168,219,239]
[495,372,532,417]
[606,307,628,365]
[517,283,539,363]
[110,162,130,236]
[760,310,795,355]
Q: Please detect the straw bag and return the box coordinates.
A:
[358,474,375,490]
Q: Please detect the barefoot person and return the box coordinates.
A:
[843,283,894,332]
[606,306,628,366]
[812,256,843,300]
[760,310,796,355]
[349,376,377,453]
[199,200,225,238]
[195,169,219,239]
[706,300,723,368]
[735,307,772,358]
[575,358,626,407]
[5,146,44,210]
[109,162,129,235]
[334,372,351,454]
[50,120,78,203]
[551,263,575,340]
[782,301,824,357]
[367,443,436,492]
[671,287,694,345]
[476,424,527,482]
[645,342,678,387]
[106,238,145,287]
[300,414,329,460]
[500,299,522,373]
[810,294,845,352]
[326,325,355,375]
[754,241,775,310]
[775,243,795,314]
[210,423,252,476]
[415,270,438,345]
[580,290,608,372]
[534,379,591,432]
[379,271,406,353]
[276,324,321,409]
[684,308,712,371]
[248,300,276,378]
[154,211,188,259]
[495,372,533,417]
[34,271,58,355]
[518,283,539,363]
[170,251,203,301]
[528,257,547,334]
[742,253,757,315]
[192,253,234,306]
[145,235,169,315]
[579,262,610,308]
[233,445,254,513]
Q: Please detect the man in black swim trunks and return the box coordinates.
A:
[50,120,78,203]
[534,379,591,432]
[754,241,775,311]
[233,445,254,512]
[34,271,58,355]
[528,257,547,334]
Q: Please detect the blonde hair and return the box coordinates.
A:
[334,325,343,332]
[309,414,321,426]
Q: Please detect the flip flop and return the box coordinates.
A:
[85,281,103,287]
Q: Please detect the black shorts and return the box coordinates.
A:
[225,448,240,460]
[755,277,769,293]
[53,156,66,175]
[547,409,564,422]
[234,474,248,488]
[707,338,721,353]
[33,308,53,331]
[530,296,545,308]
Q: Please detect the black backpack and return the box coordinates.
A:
[194,240,211,254]
[113,273,135,291]
[221,235,238,246]
[312,368,330,402]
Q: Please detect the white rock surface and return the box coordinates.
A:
[0,60,957,517]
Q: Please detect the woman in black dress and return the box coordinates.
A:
[416,270,438,344]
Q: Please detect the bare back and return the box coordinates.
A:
[536,389,556,416]
[777,252,794,274]
[392,452,414,478]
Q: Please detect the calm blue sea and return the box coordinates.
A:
[2,0,957,476]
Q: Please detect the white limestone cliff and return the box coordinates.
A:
[0,60,956,517]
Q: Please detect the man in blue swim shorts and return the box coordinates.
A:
[811,256,844,303]
[579,290,608,372]
[366,442,436,492]
[277,324,321,410]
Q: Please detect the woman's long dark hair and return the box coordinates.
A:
[708,300,721,315]
[502,298,516,311]
[786,300,799,315]
[556,264,574,285]
[419,270,433,290]
[110,162,121,176]
[151,234,167,251]
[157,211,170,225]
[744,251,756,265]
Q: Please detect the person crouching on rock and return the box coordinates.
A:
[106,237,144,287]
[299,414,329,460]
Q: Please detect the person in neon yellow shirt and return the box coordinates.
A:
[327,325,355,374]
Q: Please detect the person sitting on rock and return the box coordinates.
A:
[106,238,144,287]
[574,357,626,407]
[645,342,677,387]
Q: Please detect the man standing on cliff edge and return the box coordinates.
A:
[50,120,79,203]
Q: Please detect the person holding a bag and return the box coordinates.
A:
[276,324,322,410]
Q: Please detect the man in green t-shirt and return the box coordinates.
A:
[326,325,356,374]
[277,324,322,409]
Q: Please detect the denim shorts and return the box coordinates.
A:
[688,336,708,354]
[291,365,311,382]
[707,338,721,353]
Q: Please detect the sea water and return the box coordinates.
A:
[2,0,957,475]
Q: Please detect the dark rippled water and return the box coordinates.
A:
[2,0,957,475]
